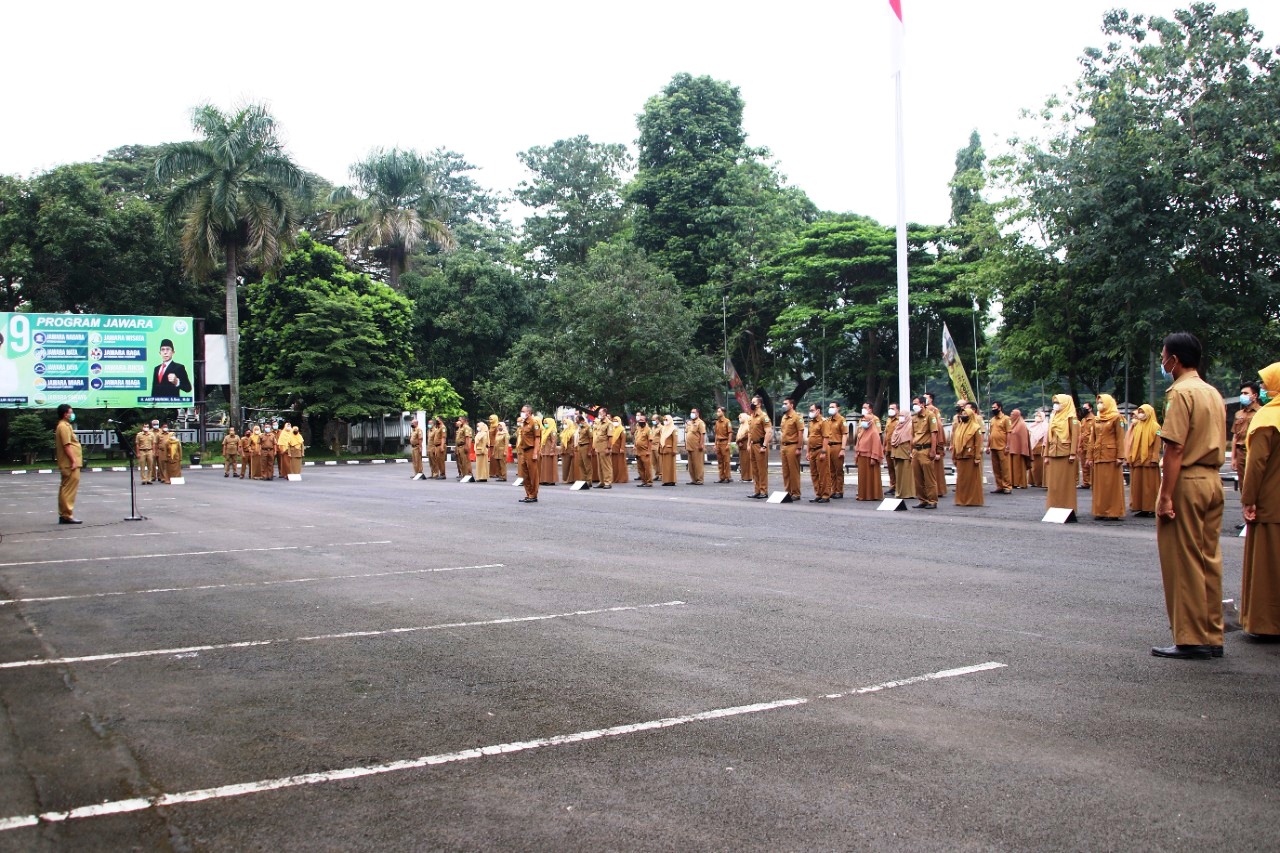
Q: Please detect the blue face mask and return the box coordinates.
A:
[1160,360,1173,381]
[69,413,76,423]
[1240,394,1253,407]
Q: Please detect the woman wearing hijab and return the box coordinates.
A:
[1240,362,1280,640]
[889,405,915,499]
[1088,394,1127,521]
[472,421,490,482]
[558,419,576,482]
[659,415,679,486]
[610,417,629,484]
[1045,394,1080,511]
[736,413,752,482]
[1008,409,1032,489]
[538,417,559,485]
[951,401,984,506]
[854,405,885,501]
[1028,411,1049,488]
[1125,403,1161,517]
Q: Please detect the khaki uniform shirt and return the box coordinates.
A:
[1161,370,1227,468]
[714,416,732,444]
[136,431,154,454]
[987,413,1012,451]
[685,418,706,451]
[518,418,539,454]
[592,419,613,452]
[456,424,473,451]
[828,413,847,449]
[222,434,240,458]
[747,411,769,445]
[807,416,826,451]
[55,420,81,469]
[779,410,802,446]
[634,425,653,454]
[1233,402,1260,457]
[911,411,938,452]
[411,427,424,450]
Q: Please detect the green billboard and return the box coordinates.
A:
[0,313,196,409]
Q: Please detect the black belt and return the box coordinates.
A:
[914,443,932,450]
[782,441,797,445]
[827,442,841,446]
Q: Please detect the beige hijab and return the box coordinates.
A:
[660,416,677,444]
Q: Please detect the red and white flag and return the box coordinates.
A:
[888,0,905,75]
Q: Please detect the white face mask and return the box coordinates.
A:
[690,412,697,419]
[888,408,897,416]
[1052,403,1062,413]
[911,404,922,414]
[828,407,837,416]
[809,411,818,420]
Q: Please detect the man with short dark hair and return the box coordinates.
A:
[1234,381,1261,491]
[150,338,192,398]
[988,401,1013,494]
[1153,332,1228,660]
[517,405,541,503]
[779,398,803,500]
[713,406,733,482]
[54,404,82,523]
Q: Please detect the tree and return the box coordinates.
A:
[325,147,455,290]
[402,378,465,419]
[993,5,1280,393]
[5,413,49,464]
[628,73,817,397]
[516,135,632,277]
[765,215,979,411]
[402,247,534,415]
[481,243,718,415]
[153,103,306,429]
[241,233,412,427]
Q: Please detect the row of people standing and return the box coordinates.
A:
[220,423,305,480]
[133,423,182,484]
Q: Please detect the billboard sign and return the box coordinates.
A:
[0,313,195,409]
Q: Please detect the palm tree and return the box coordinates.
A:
[153,103,305,429]
[326,148,455,290]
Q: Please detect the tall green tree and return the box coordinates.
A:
[628,73,816,397]
[481,243,718,415]
[993,5,1280,393]
[241,232,412,427]
[325,147,455,290]
[516,135,632,277]
[153,103,306,428]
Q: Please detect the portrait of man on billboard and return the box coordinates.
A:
[151,338,192,398]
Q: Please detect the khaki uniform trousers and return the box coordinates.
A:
[637,454,653,485]
[687,448,705,484]
[411,446,423,475]
[595,448,613,486]
[1156,468,1224,645]
[753,446,769,496]
[781,442,801,498]
[519,450,539,499]
[716,441,731,481]
[991,449,1012,491]
[58,466,80,518]
[828,447,845,496]
[137,451,154,483]
[808,449,830,500]
[912,448,938,505]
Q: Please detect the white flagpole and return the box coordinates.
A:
[895,72,910,411]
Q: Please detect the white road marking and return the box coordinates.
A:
[0,539,384,569]
[0,601,687,670]
[11,525,320,545]
[0,561,502,606]
[0,661,1004,832]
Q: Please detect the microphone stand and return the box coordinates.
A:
[112,418,145,522]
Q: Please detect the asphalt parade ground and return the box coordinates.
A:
[0,462,1276,851]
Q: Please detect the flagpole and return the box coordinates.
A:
[894,70,910,411]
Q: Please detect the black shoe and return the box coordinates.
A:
[912,503,929,509]
[519,497,538,503]
[816,497,830,503]
[1242,632,1280,643]
[1078,485,1090,490]
[1151,644,1214,659]
[58,516,83,525]
[885,489,895,496]
[661,482,676,487]
[1095,516,1122,522]
[601,485,611,489]
[919,503,938,509]
[1207,645,1224,657]
[832,493,843,499]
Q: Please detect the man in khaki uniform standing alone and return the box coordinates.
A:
[779,398,803,500]
[136,424,155,484]
[685,408,707,485]
[409,419,424,477]
[1152,333,1227,659]
[713,407,733,482]
[517,406,541,503]
[592,407,614,489]
[987,402,1013,494]
[55,404,82,524]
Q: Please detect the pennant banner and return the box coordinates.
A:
[941,323,977,405]
[888,0,905,75]
[724,358,751,415]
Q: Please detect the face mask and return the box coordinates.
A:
[991,409,999,416]
[1160,357,1173,381]
[1240,394,1253,406]
[960,414,971,422]
[861,420,871,428]
[69,413,76,423]
[1261,389,1271,404]
[911,405,922,414]
[1052,403,1062,413]
[828,407,836,416]
[888,409,897,417]
[690,412,697,419]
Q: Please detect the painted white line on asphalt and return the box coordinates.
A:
[0,545,300,568]
[0,661,1005,833]
[0,561,502,606]
[0,601,687,670]
[12,525,320,545]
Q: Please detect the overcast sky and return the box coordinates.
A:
[5,1,1275,228]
